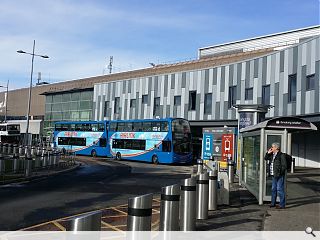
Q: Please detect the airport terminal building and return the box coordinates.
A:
[1,25,319,167]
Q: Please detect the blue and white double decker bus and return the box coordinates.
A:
[109,118,192,164]
[53,121,108,157]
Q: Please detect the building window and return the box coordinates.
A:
[104,101,110,117]
[306,74,315,91]
[204,93,212,114]
[245,88,253,100]
[262,85,270,105]
[189,91,196,110]
[174,96,181,106]
[153,97,160,116]
[228,86,236,108]
[142,95,148,104]
[114,97,120,114]
[130,99,136,108]
[288,74,297,102]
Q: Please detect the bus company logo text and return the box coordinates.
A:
[151,134,162,139]
[64,132,78,137]
[120,133,135,138]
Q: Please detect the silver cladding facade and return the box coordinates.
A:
[93,37,320,121]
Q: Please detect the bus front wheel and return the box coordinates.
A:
[116,152,121,161]
[91,150,97,157]
[152,155,159,164]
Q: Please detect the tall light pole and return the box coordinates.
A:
[17,40,49,146]
[0,79,9,122]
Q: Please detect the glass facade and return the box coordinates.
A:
[44,90,93,136]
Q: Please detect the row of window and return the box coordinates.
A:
[112,139,172,152]
[58,137,107,147]
[55,123,105,132]
[109,121,169,132]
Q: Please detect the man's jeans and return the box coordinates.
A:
[271,175,285,207]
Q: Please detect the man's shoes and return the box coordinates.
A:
[276,205,285,209]
[270,205,276,208]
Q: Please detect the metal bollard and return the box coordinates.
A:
[8,144,13,155]
[127,193,153,231]
[13,153,19,173]
[228,161,235,183]
[3,144,8,155]
[291,158,295,173]
[19,145,24,157]
[197,159,203,174]
[208,170,218,211]
[67,210,102,231]
[42,148,47,167]
[31,146,36,157]
[0,143,2,153]
[48,150,54,166]
[180,177,196,231]
[196,172,209,220]
[0,154,4,173]
[13,144,19,156]
[160,184,180,231]
[25,152,32,177]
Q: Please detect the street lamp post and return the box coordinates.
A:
[17,40,49,146]
[0,79,9,122]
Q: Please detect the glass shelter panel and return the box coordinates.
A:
[242,135,261,198]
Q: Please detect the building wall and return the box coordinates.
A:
[93,37,320,121]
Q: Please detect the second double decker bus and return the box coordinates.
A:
[109,118,192,164]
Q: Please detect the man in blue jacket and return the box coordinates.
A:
[264,142,287,209]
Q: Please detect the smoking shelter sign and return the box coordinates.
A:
[239,112,254,130]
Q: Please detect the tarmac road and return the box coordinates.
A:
[0,157,191,230]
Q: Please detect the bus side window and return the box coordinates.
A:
[161,122,169,132]
[162,141,171,152]
[100,138,107,147]
[98,123,105,132]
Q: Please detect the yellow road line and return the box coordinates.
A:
[102,214,127,218]
[52,221,66,231]
[111,207,127,215]
[152,209,160,213]
[101,220,124,232]
[19,222,51,231]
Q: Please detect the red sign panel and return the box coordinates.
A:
[221,134,233,162]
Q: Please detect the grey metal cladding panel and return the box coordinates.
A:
[245,61,250,83]
[301,65,306,114]
[215,102,220,120]
[97,96,101,120]
[196,94,200,120]
[220,66,225,92]
[229,65,234,85]
[171,74,175,89]
[237,63,242,89]
[124,99,128,119]
[254,59,259,78]
[236,83,241,101]
[148,77,152,93]
[257,97,262,105]
[292,46,298,74]
[111,82,115,99]
[315,61,320,112]
[154,76,159,91]
[184,104,188,119]
[173,106,177,117]
[280,51,284,72]
[223,101,228,119]
[122,81,126,94]
[262,57,267,85]
[182,72,186,88]
[204,70,209,94]
[291,102,296,116]
[136,96,140,119]
[282,93,288,116]
[213,68,217,85]
[274,82,279,116]
[160,105,164,118]
[164,75,168,97]
[166,105,170,118]
[128,80,131,93]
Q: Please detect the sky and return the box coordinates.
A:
[0,0,319,90]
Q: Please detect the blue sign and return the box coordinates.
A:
[202,133,213,160]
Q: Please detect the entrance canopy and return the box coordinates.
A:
[240,116,317,133]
